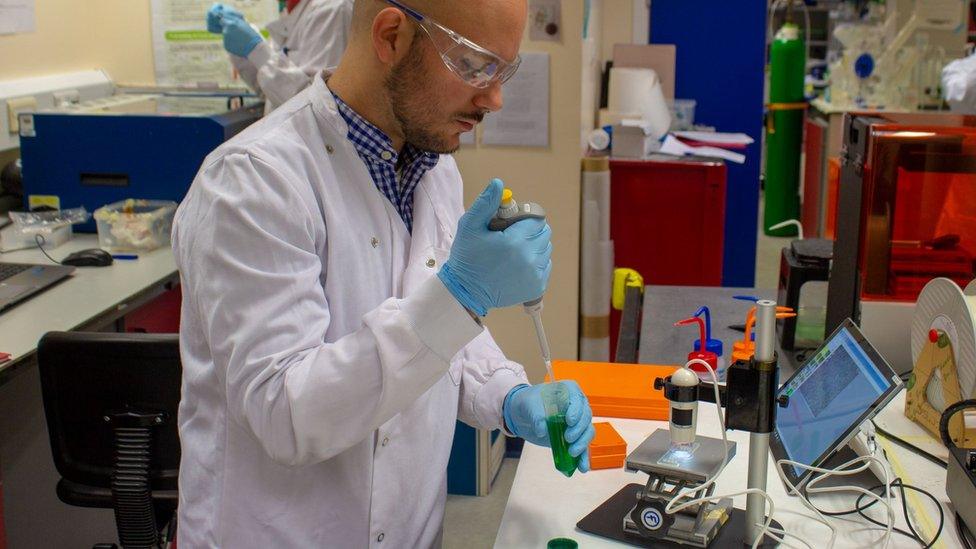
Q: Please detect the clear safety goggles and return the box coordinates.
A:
[385,0,521,88]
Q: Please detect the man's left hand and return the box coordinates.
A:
[503,381,596,473]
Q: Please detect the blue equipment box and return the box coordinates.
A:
[19,94,262,232]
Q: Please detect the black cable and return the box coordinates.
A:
[33,234,62,265]
[807,476,945,548]
[854,479,944,549]
[872,419,948,469]
[958,513,975,549]
[939,399,976,448]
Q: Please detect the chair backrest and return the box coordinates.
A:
[38,332,181,492]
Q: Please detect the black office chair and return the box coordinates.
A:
[38,332,181,549]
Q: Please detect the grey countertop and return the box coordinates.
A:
[637,285,804,377]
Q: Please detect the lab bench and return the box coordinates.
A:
[0,234,177,547]
[637,285,805,377]
[496,285,960,547]
[495,389,959,548]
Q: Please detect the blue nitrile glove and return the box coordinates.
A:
[503,381,596,473]
[438,178,552,316]
[206,3,244,34]
[222,13,263,57]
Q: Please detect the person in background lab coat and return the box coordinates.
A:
[207,0,353,112]
[173,0,596,547]
[943,50,976,114]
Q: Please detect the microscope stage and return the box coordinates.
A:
[626,429,736,482]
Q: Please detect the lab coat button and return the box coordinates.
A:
[426,258,436,268]
[377,533,385,542]
[326,144,334,154]
[382,437,389,446]
[371,237,379,248]
[380,151,393,161]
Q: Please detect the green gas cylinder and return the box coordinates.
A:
[764,22,806,236]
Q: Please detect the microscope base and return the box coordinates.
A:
[622,495,732,547]
[578,483,781,548]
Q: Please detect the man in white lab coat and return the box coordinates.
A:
[208,0,354,112]
[173,0,596,547]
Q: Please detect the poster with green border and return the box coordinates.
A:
[150,0,276,86]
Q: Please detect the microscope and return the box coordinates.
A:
[625,300,789,547]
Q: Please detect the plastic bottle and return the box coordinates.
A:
[692,306,727,381]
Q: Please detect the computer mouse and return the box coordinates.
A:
[61,248,114,267]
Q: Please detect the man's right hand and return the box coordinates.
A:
[206,2,244,34]
[438,178,552,317]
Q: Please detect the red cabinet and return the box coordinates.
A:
[608,158,727,354]
[125,286,181,333]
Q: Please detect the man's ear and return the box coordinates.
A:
[371,7,416,67]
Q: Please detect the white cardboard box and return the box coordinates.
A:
[611,120,660,158]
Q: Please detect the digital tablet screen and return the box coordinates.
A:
[772,320,902,483]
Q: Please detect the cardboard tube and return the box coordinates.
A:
[582,163,611,242]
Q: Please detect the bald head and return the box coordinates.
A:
[349,0,525,62]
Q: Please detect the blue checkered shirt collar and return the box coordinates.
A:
[332,92,440,233]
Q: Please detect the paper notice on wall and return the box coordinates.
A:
[150,0,277,86]
[481,52,550,148]
[0,0,35,35]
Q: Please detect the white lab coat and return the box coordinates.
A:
[172,74,529,548]
[230,0,353,113]
[943,52,976,113]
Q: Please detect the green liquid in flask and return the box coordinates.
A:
[546,414,578,477]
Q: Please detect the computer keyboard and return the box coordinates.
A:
[0,263,33,282]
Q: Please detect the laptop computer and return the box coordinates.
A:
[0,262,75,312]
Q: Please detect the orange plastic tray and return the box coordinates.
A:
[589,422,627,470]
[549,360,676,420]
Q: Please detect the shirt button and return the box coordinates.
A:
[377,533,385,542]
[326,144,334,154]
[426,258,436,268]
[371,237,379,248]
[380,151,393,161]
[382,436,389,446]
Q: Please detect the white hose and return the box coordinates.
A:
[659,358,889,548]
[662,359,815,548]
[774,455,895,548]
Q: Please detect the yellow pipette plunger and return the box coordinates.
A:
[488,187,553,382]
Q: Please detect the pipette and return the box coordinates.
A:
[523,297,554,382]
[488,186,554,382]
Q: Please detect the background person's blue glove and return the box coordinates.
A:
[502,381,596,473]
[206,3,244,34]
[221,12,263,58]
[438,178,552,316]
